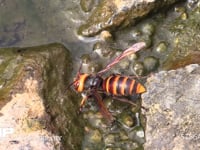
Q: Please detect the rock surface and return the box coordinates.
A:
[142,64,200,150]
[0,43,84,149]
[79,0,179,36]
[164,5,200,69]
[0,78,61,149]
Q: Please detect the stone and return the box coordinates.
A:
[142,64,200,150]
[78,0,179,36]
[0,43,84,149]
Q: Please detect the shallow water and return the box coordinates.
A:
[0,0,94,58]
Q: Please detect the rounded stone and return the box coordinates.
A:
[155,42,168,53]
[131,62,145,76]
[141,23,155,36]
[143,56,159,72]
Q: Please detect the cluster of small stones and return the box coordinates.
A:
[81,97,145,149]
[81,21,162,76]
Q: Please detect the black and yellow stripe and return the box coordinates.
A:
[76,74,90,92]
[103,75,146,96]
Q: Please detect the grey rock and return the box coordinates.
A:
[142,64,200,150]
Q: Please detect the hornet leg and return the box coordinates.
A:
[112,96,137,107]
[79,93,89,113]
[113,96,148,111]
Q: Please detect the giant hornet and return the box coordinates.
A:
[69,42,146,121]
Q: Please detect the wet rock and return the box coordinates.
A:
[0,43,84,149]
[155,41,168,54]
[81,53,92,64]
[128,126,145,144]
[141,23,155,36]
[80,0,96,12]
[131,62,145,76]
[81,97,145,149]
[118,112,134,128]
[99,30,113,41]
[143,56,159,72]
[187,0,200,8]
[104,133,116,146]
[93,42,116,58]
[164,5,200,69]
[82,127,104,149]
[79,0,179,37]
[142,64,200,150]
[86,129,102,143]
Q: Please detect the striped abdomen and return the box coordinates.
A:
[102,75,146,96]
